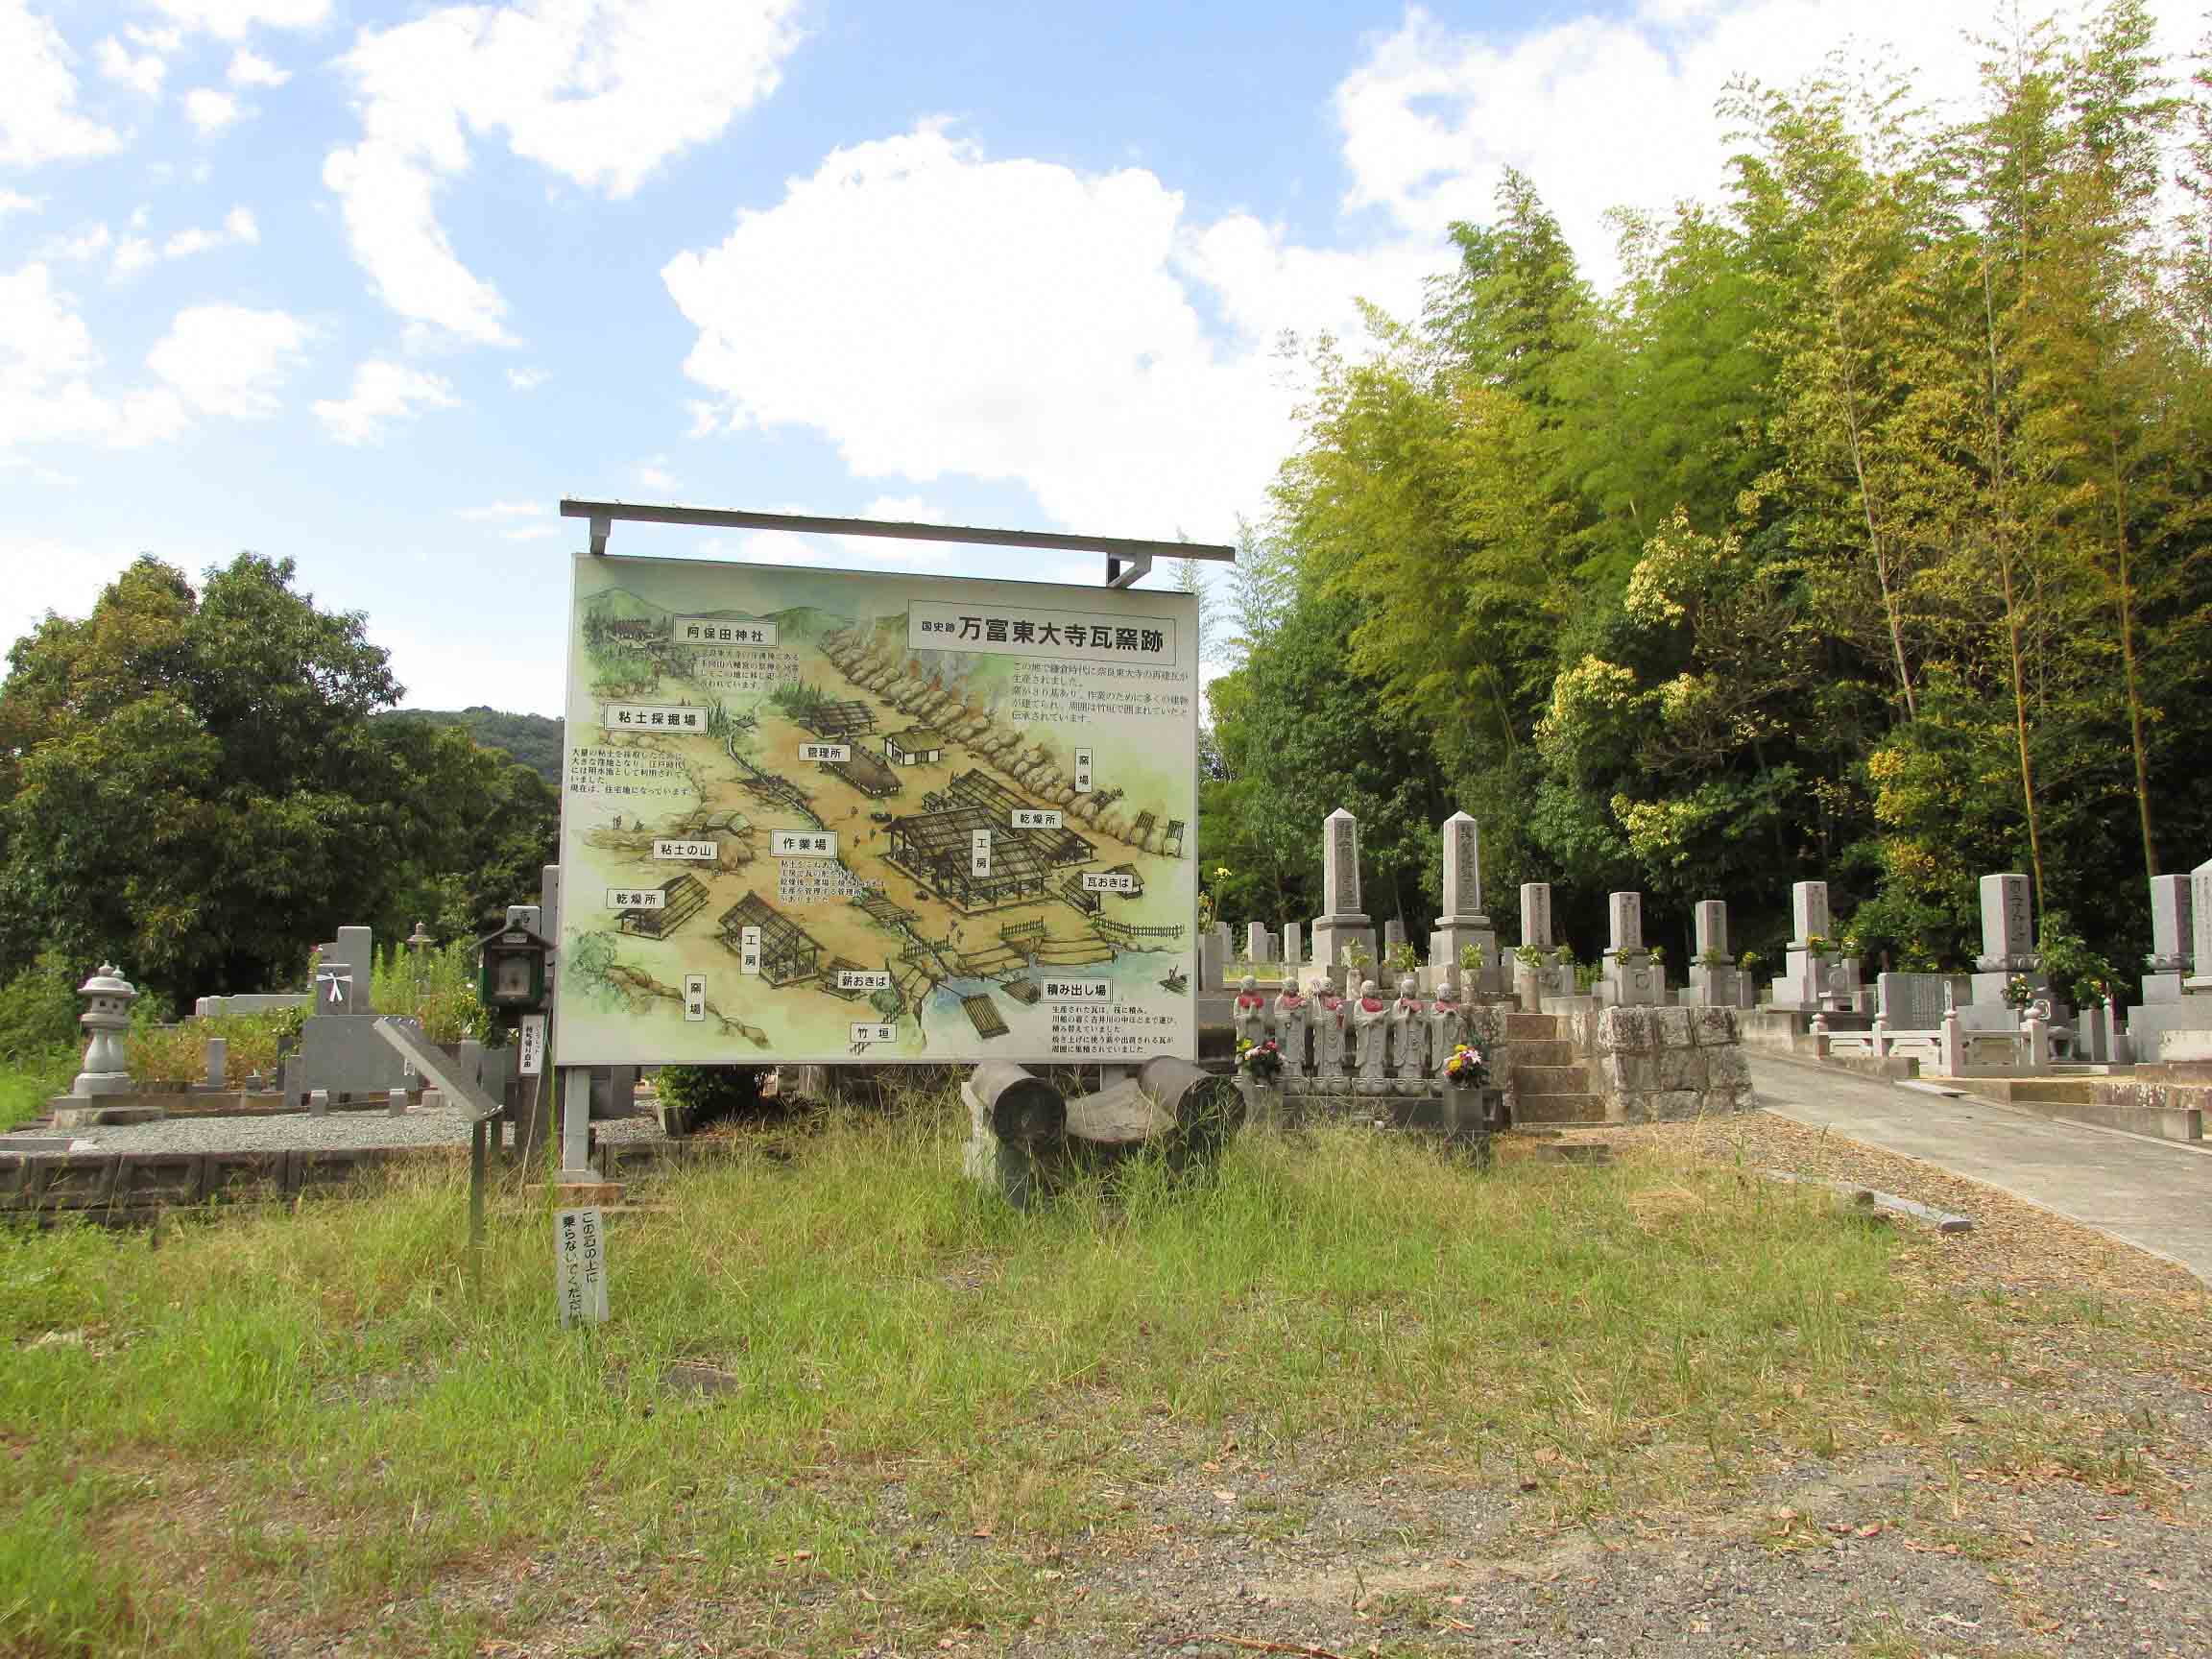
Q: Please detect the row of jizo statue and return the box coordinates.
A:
[1231,970,1505,1096]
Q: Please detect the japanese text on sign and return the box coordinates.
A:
[836,970,892,991]
[684,974,707,1022]
[770,830,838,857]
[738,926,761,976]
[517,1013,545,1077]
[1045,979,1111,1000]
[608,888,666,911]
[653,839,718,861]
[1073,746,1093,793]
[1010,807,1062,830]
[799,742,851,761]
[603,704,705,731]
[672,615,778,645]
[556,1207,609,1326]
[1081,871,1139,893]
[850,1022,897,1046]
[907,599,1175,663]
[970,829,992,877]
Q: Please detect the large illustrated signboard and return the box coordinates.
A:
[555,553,1200,1066]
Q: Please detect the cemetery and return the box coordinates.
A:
[11,11,2212,1639]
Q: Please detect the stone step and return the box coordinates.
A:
[1511,1039,1579,1068]
[1512,1091,1606,1125]
[1954,1077,2095,1107]
[1504,1012,1562,1040]
[1513,1064,1593,1095]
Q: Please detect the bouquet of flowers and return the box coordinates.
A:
[2002,974,2036,1012]
[1237,1036,1285,1085]
[1442,1042,1489,1090]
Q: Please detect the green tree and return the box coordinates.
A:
[0,555,555,1006]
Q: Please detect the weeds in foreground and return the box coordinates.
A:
[0,1105,2180,1654]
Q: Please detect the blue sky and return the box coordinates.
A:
[4,0,2197,714]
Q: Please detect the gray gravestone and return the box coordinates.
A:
[1607,892,1643,953]
[1246,923,1271,965]
[2150,874,2193,971]
[1521,883,1553,950]
[1324,808,1359,915]
[2190,858,2212,992]
[1791,881,1830,946]
[1283,922,1303,968]
[1877,972,1953,1029]
[1310,807,1375,982]
[1694,901,1727,959]
[1977,873,2034,971]
[203,1036,227,1092]
[313,959,358,1016]
[1688,900,1738,1008]
[1383,919,1406,953]
[1430,812,1497,987]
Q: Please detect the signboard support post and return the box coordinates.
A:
[469,1118,488,1282]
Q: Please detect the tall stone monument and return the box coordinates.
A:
[1688,899,1742,1008]
[1310,807,1376,990]
[1600,891,1663,1007]
[1966,872,2043,1016]
[1768,880,1832,1011]
[1428,812,1499,992]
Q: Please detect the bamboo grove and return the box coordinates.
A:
[1199,2,2212,989]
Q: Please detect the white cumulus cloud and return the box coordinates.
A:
[183,87,243,134]
[228,48,290,87]
[109,205,259,276]
[95,34,169,97]
[0,189,45,220]
[0,1,125,165]
[507,365,549,391]
[662,124,1379,545]
[314,359,458,444]
[146,0,330,39]
[0,263,188,452]
[324,0,805,344]
[457,498,544,520]
[1331,0,2204,293]
[145,303,311,418]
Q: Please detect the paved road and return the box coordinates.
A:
[1748,1051,2212,1285]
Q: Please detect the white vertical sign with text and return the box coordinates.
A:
[517,1013,545,1077]
[556,1207,610,1326]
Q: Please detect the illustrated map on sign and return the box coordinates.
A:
[555,554,1200,1066]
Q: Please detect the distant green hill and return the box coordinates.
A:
[378,707,564,785]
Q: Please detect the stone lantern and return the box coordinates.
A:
[71,964,138,1097]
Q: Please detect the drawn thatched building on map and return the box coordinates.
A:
[883,728,944,765]
[800,701,878,742]
[821,745,902,799]
[885,805,1051,912]
[717,892,824,986]
[618,875,709,939]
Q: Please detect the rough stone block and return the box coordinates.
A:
[1623,1089,1704,1124]
[1708,1047,1751,1091]
[1599,1006,1655,1054]
[1691,1007,1739,1046]
[1657,1046,1709,1091]
[1652,1006,1695,1049]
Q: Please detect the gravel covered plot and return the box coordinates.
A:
[51,1106,670,1156]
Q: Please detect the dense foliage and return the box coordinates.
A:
[1203,3,2212,987]
[0,555,558,1009]
[374,706,565,785]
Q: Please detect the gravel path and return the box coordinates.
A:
[28,1107,670,1156]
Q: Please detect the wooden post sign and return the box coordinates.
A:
[555,1206,610,1326]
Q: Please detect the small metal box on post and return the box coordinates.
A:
[478,910,552,1018]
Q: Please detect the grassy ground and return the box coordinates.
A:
[0,1046,72,1133]
[0,1094,2203,1656]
